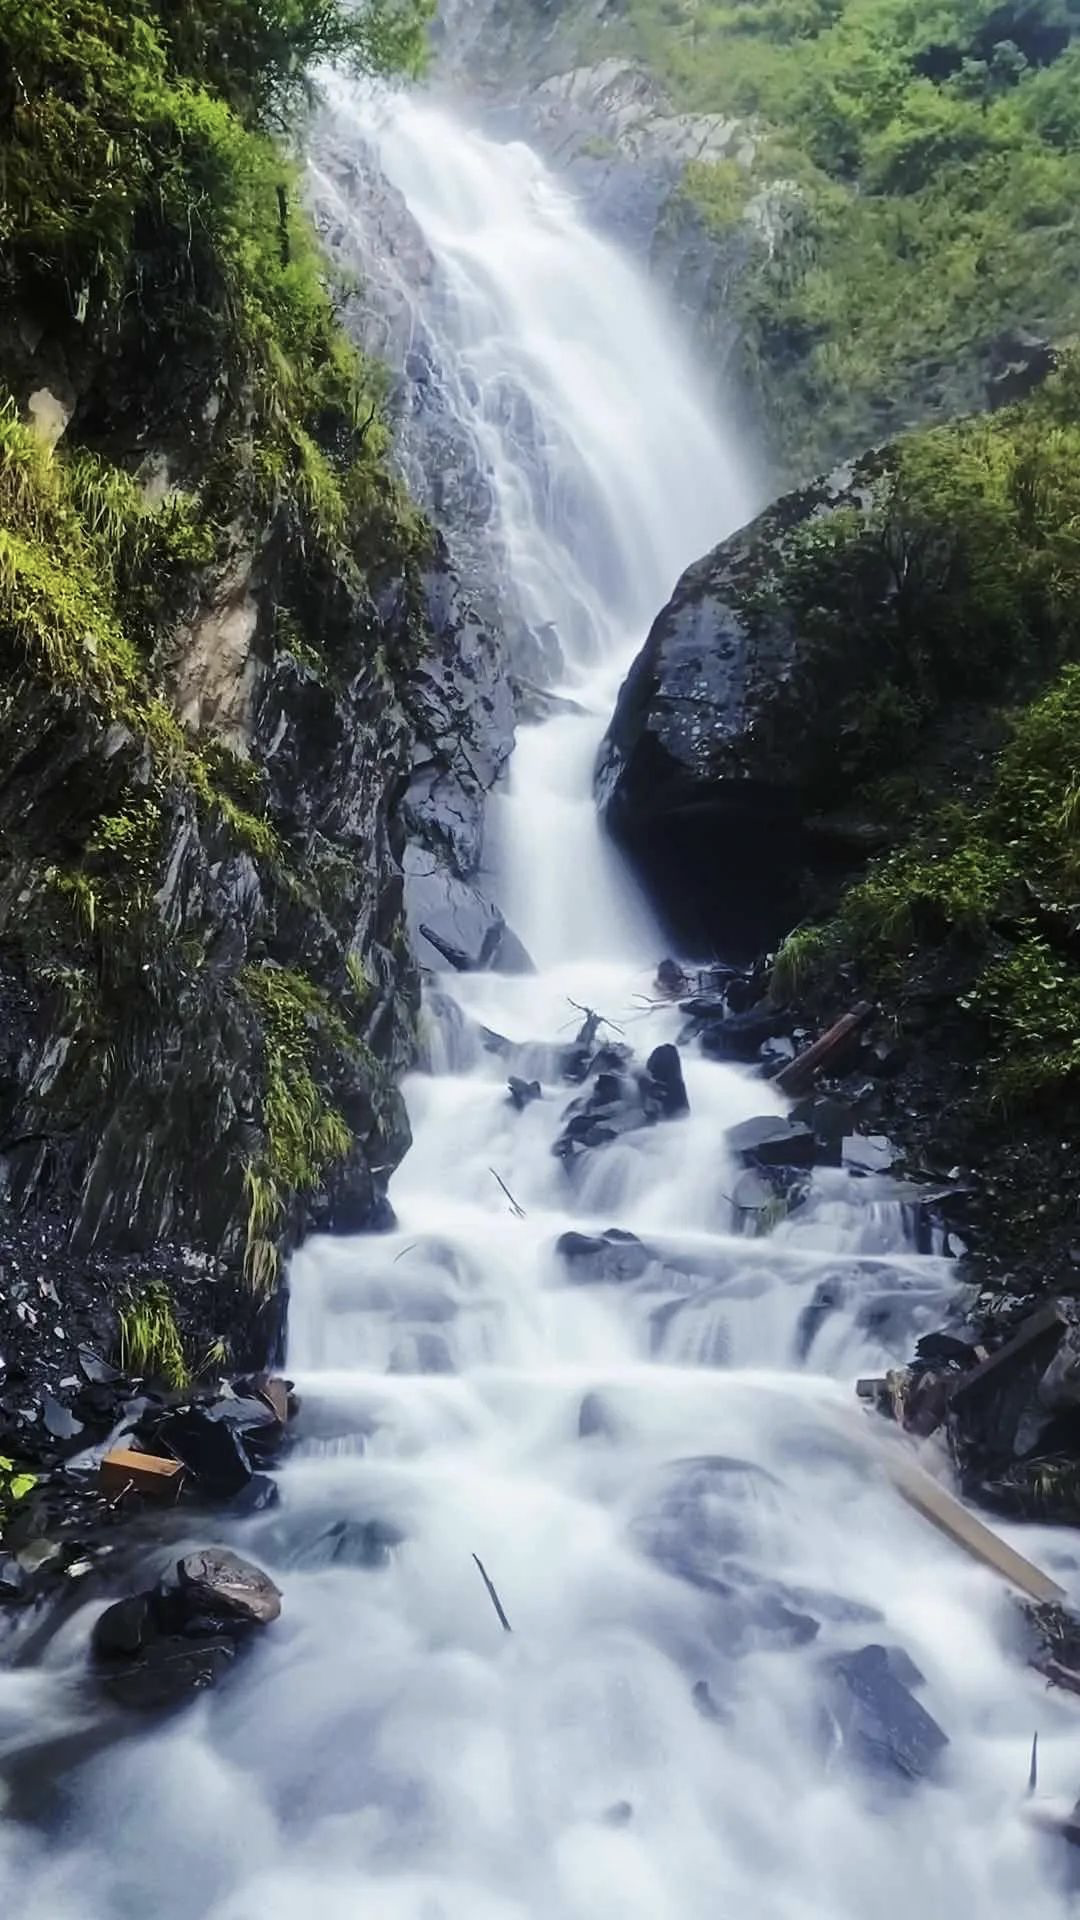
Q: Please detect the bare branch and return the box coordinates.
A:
[473,1554,512,1632]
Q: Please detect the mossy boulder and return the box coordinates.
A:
[597,362,1080,956]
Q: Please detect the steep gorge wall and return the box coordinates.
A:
[0,3,511,1390]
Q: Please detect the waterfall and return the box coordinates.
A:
[0,86,1073,1920]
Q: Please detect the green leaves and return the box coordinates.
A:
[0,1456,37,1509]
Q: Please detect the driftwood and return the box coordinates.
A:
[473,1554,512,1632]
[100,1448,183,1502]
[489,1168,526,1218]
[887,1451,1067,1606]
[775,1001,874,1096]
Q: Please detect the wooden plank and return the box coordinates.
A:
[888,1452,1067,1606]
[100,1447,184,1500]
[775,1001,874,1096]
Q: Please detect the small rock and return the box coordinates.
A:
[578,1391,617,1440]
[77,1344,122,1390]
[645,1043,689,1117]
[655,958,688,997]
[101,1635,238,1712]
[93,1592,155,1658]
[0,1554,32,1603]
[726,1115,816,1170]
[555,1229,652,1284]
[700,1005,791,1062]
[164,1547,282,1630]
[842,1133,896,1175]
[507,1075,542,1110]
[822,1643,948,1781]
[42,1392,83,1441]
[16,1539,61,1575]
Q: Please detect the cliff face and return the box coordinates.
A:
[0,2,504,1387]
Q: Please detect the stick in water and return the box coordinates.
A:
[473,1553,512,1632]
[1028,1730,1039,1796]
[490,1167,526,1218]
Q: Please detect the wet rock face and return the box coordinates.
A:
[92,1548,281,1712]
[820,1643,948,1783]
[595,454,895,956]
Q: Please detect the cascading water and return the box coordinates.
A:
[1,88,1076,1920]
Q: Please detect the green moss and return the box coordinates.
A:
[0,0,429,1284]
[238,963,356,1290]
[680,156,755,234]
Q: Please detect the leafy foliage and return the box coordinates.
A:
[0,0,427,1281]
[596,0,1080,471]
[118,1281,191,1387]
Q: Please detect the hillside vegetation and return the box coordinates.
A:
[0,0,433,1307]
[600,0,1080,472]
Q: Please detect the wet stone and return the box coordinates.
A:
[164,1547,282,1630]
[645,1043,689,1117]
[822,1643,948,1782]
[101,1635,238,1712]
[842,1133,897,1175]
[726,1115,817,1170]
[0,1552,33,1603]
[555,1228,652,1284]
[507,1075,542,1110]
[157,1407,253,1498]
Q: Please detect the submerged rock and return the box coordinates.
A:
[555,1229,652,1284]
[821,1643,948,1782]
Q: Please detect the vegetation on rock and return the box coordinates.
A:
[761,355,1080,1117]
[591,0,1080,473]
[0,0,433,1298]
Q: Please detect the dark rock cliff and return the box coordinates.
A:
[0,2,521,1402]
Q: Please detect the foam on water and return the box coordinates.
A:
[1,84,1076,1920]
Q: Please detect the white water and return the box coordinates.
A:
[2,91,1077,1920]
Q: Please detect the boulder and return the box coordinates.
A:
[92,1547,281,1711]
[595,442,1009,953]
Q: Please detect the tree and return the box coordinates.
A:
[150,0,433,128]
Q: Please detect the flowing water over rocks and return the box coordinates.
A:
[1,86,1077,1920]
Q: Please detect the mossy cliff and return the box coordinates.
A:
[599,354,1080,1289]
[0,0,456,1357]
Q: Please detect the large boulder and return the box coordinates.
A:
[595,455,898,955]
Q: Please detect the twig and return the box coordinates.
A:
[489,1168,526,1218]
[393,1243,418,1262]
[1028,1730,1039,1795]
[473,1553,512,1632]
[566,997,625,1035]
